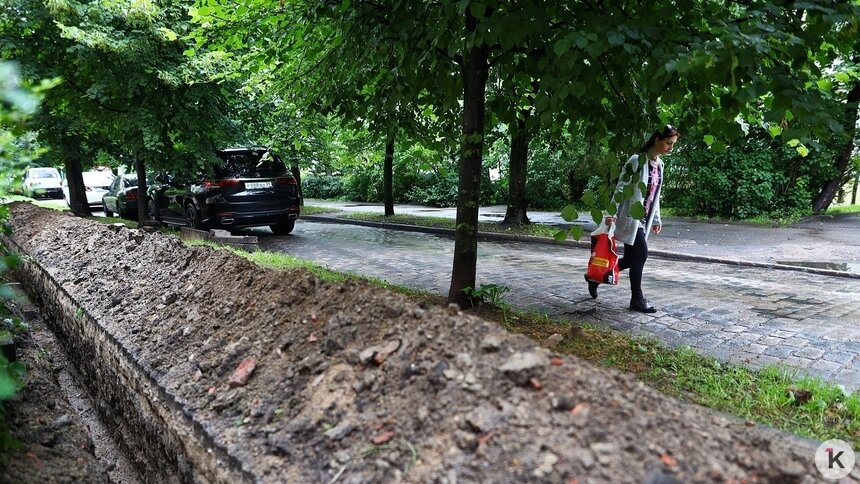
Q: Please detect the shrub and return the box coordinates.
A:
[302,175,345,200]
[662,129,835,220]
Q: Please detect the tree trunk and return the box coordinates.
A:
[812,78,860,213]
[383,130,395,216]
[291,164,303,206]
[852,171,859,205]
[448,10,490,309]
[135,156,148,225]
[64,158,91,217]
[501,111,532,226]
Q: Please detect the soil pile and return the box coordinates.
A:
[5,203,827,482]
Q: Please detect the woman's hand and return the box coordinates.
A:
[652,224,662,234]
[604,216,616,226]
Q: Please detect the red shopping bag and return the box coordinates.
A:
[586,225,619,285]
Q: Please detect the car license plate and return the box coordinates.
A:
[245,181,271,190]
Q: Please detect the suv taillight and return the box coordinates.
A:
[275,177,297,185]
[203,179,241,189]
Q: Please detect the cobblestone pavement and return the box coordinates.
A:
[305,199,860,273]
[259,220,860,392]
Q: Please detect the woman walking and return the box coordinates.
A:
[587,124,680,313]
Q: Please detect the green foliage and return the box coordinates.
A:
[663,129,836,219]
[0,62,37,459]
[0,355,25,400]
[302,175,346,200]
[463,284,511,308]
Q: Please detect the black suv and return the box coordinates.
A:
[147,148,300,234]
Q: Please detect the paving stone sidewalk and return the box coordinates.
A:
[259,221,860,392]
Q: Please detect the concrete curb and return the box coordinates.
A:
[301,214,860,280]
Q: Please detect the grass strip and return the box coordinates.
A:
[341,211,562,239]
[178,237,860,447]
[301,205,345,216]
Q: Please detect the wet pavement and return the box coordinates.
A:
[258,219,860,392]
[305,199,860,274]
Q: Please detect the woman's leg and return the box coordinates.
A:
[619,228,648,300]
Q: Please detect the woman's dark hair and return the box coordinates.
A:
[639,124,680,152]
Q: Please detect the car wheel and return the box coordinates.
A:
[147,200,160,221]
[269,221,295,235]
[185,203,202,229]
[103,201,113,218]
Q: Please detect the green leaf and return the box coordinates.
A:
[580,191,595,206]
[816,79,832,91]
[561,204,578,222]
[340,0,351,12]
[835,72,850,83]
[469,2,485,18]
[553,229,568,242]
[796,145,809,157]
[787,138,800,147]
[159,28,178,42]
[607,32,624,47]
[554,39,570,57]
[590,208,603,224]
[703,134,715,146]
[768,125,782,138]
[569,225,584,241]
[711,141,728,152]
[0,373,15,399]
[630,202,645,220]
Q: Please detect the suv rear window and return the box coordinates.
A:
[215,150,287,178]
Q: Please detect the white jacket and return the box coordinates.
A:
[613,154,663,246]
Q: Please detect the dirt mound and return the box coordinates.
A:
[5,203,826,482]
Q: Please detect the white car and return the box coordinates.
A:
[63,170,116,208]
[22,167,63,199]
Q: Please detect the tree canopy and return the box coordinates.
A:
[2,0,858,305]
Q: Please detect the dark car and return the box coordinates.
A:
[102,173,146,219]
[147,148,300,234]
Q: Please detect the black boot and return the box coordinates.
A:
[629,297,656,313]
[584,274,598,299]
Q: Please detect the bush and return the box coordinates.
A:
[405,171,459,207]
[302,175,345,200]
[662,129,835,220]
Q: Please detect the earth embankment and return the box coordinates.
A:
[4,203,824,483]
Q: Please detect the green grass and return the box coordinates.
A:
[301,204,345,216]
[89,216,136,227]
[182,239,428,298]
[826,203,860,215]
[342,211,563,239]
[0,195,67,211]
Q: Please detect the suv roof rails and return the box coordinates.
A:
[218,146,269,152]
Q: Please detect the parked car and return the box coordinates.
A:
[22,167,63,199]
[147,147,300,234]
[102,174,147,219]
[63,169,116,208]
